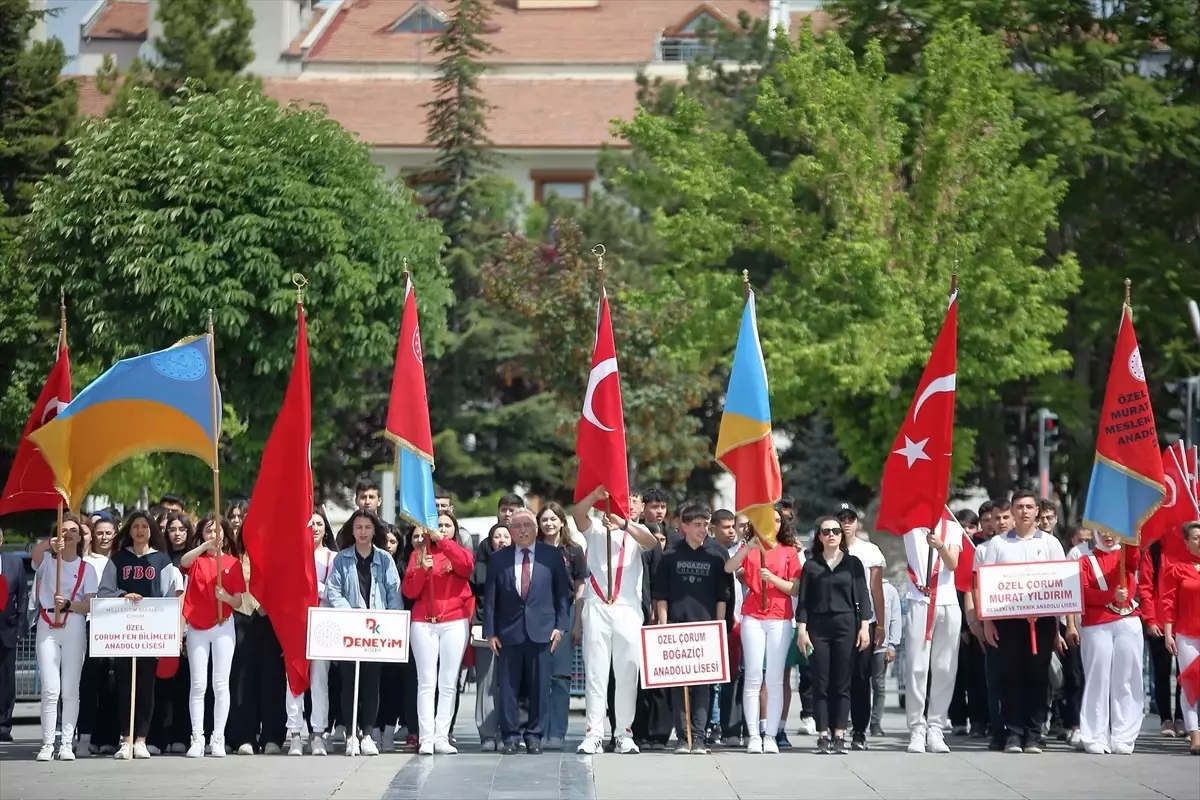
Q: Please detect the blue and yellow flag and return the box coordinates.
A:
[715,290,783,543]
[29,336,221,510]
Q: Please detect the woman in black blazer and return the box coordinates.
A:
[796,516,870,755]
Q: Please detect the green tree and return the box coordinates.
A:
[829,0,1200,499]
[613,21,1080,487]
[21,84,449,501]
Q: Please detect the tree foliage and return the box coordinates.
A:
[19,84,449,500]
[612,20,1080,487]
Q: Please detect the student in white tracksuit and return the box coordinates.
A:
[571,486,659,755]
[33,516,99,763]
[902,515,962,754]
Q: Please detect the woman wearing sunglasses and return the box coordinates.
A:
[796,516,870,755]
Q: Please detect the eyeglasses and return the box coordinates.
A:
[818,527,842,536]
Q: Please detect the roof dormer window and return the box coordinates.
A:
[655,3,738,63]
[390,2,448,34]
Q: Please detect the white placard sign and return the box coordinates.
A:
[89,597,183,658]
[977,560,1083,620]
[640,620,730,690]
[306,607,411,663]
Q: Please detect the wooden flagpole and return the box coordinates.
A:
[207,310,223,624]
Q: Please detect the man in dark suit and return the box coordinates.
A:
[0,527,31,742]
[484,509,571,755]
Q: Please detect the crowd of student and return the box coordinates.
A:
[0,480,1197,762]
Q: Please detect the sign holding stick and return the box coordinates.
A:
[639,620,730,690]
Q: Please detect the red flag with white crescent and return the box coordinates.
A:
[1143,442,1199,561]
[573,288,630,519]
[0,329,72,516]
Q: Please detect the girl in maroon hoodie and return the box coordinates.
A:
[403,512,474,755]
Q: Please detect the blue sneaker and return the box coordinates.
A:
[775,730,792,749]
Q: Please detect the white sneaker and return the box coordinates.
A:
[237,743,255,755]
[209,737,226,758]
[1083,741,1106,755]
[762,737,780,754]
[311,735,328,756]
[1068,730,1083,749]
[616,736,640,754]
[114,742,131,760]
[58,744,75,761]
[907,730,927,753]
[379,726,395,753]
[133,742,151,759]
[145,744,161,756]
[418,740,435,755]
[927,728,950,754]
[345,735,360,757]
[1113,742,1134,755]
[576,735,602,755]
[36,744,54,762]
[433,738,458,755]
[186,737,205,758]
[746,735,764,754]
[359,736,379,756]
[800,716,817,737]
[264,742,282,755]
[288,736,305,756]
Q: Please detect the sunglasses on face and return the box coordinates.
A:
[818,527,842,536]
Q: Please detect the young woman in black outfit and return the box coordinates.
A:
[796,516,870,755]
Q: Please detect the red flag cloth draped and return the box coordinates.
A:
[0,334,71,516]
[573,289,630,519]
[954,520,977,594]
[876,290,958,535]
[385,276,434,460]
[1144,443,1200,562]
[241,304,318,696]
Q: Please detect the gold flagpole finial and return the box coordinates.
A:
[742,269,750,300]
[207,308,214,335]
[402,257,409,285]
[1123,278,1132,307]
[292,273,308,305]
[951,261,959,295]
[592,244,606,288]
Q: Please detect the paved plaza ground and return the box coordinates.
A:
[2,687,1197,800]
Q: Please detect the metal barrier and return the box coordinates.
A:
[16,633,39,700]
[571,644,585,696]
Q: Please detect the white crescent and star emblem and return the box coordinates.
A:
[912,374,956,422]
[894,436,931,468]
[412,329,423,364]
[1128,347,1145,383]
[582,357,619,432]
[1163,475,1177,509]
[40,398,67,425]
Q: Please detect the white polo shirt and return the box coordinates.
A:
[978,529,1066,567]
[847,537,885,622]
[578,518,650,609]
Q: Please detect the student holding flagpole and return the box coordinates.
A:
[1162,521,1200,755]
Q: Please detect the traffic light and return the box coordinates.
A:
[1037,408,1061,453]
[1165,376,1200,448]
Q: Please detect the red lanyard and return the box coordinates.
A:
[908,526,944,642]
[588,531,628,604]
[39,561,86,629]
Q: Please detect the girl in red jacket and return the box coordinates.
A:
[1069,531,1154,754]
[403,511,474,756]
[1162,520,1200,755]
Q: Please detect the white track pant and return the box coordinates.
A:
[904,602,962,733]
[1080,617,1144,752]
[741,616,791,738]
[582,602,643,738]
[1177,634,1200,733]
[285,660,332,735]
[187,617,235,740]
[411,619,469,743]
[36,616,86,746]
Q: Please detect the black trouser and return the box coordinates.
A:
[340,661,382,738]
[1148,634,1182,723]
[672,685,710,748]
[719,662,745,739]
[149,659,191,750]
[0,640,17,735]
[809,613,856,734]
[376,662,403,732]
[228,612,288,749]
[997,617,1056,742]
[849,621,875,735]
[116,656,158,739]
[949,641,970,727]
[984,642,1004,741]
[798,662,814,718]
[634,685,672,744]
[1059,632,1085,729]
[78,653,121,747]
[399,659,417,735]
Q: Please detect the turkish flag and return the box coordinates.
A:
[573,289,630,519]
[241,304,319,696]
[876,289,958,535]
[1144,443,1199,560]
[955,520,977,594]
[0,332,71,516]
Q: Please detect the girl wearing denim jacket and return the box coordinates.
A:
[326,510,402,757]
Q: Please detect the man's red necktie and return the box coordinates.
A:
[520,549,531,599]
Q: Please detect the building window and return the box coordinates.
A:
[654,4,734,63]
[391,3,448,34]
[531,171,593,206]
[656,36,717,62]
